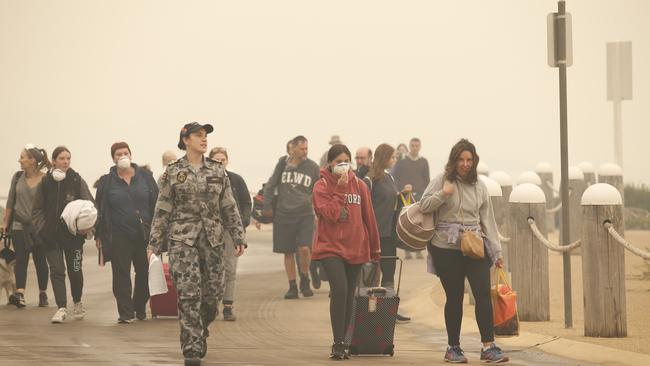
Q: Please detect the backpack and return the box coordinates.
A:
[251,185,274,225]
[252,158,288,225]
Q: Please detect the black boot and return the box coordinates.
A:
[184,357,201,366]
[299,273,313,297]
[284,281,299,299]
[38,292,49,307]
[223,305,236,321]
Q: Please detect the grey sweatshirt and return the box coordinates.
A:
[263,157,320,221]
[419,173,503,262]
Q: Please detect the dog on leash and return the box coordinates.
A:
[0,258,16,304]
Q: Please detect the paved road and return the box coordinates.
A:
[0,229,597,365]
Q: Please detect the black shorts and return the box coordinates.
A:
[272,216,315,254]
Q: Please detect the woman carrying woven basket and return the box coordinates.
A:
[419,139,508,363]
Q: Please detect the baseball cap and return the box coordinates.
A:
[177,122,214,150]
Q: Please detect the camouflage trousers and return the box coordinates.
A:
[168,229,226,358]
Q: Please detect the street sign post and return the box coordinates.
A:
[607,41,633,168]
[547,0,573,329]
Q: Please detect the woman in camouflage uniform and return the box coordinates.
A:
[147,122,247,366]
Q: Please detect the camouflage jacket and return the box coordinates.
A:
[148,155,246,255]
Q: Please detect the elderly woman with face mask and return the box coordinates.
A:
[95,142,159,323]
[31,146,94,324]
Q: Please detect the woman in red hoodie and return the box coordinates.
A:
[312,144,381,360]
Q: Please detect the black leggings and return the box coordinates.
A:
[430,245,494,346]
[320,257,362,343]
[12,230,49,291]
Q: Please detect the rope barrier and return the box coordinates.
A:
[604,222,650,260]
[546,181,559,194]
[498,232,511,243]
[527,218,581,252]
[546,202,562,214]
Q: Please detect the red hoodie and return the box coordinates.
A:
[312,167,381,264]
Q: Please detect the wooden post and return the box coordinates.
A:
[578,161,596,186]
[568,167,587,254]
[598,163,624,202]
[536,162,556,232]
[508,183,550,321]
[490,171,513,269]
[516,171,545,238]
[581,183,627,337]
[598,163,625,231]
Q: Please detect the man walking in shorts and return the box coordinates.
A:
[263,136,320,299]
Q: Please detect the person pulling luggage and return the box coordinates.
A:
[312,143,380,360]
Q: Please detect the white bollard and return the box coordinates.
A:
[578,161,596,186]
[508,183,550,321]
[581,183,627,337]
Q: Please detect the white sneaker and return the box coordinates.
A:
[51,307,68,323]
[73,302,85,320]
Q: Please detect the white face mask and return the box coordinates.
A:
[52,169,66,182]
[333,162,350,176]
[117,156,131,169]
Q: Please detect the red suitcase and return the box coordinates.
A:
[150,262,178,318]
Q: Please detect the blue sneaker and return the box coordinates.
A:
[444,346,468,363]
[480,344,509,363]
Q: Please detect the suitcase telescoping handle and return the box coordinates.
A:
[378,256,403,297]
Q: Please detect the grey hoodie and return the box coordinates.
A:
[419,173,503,262]
[263,157,320,221]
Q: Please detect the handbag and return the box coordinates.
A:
[393,192,425,252]
[491,267,519,337]
[0,233,16,264]
[458,182,485,259]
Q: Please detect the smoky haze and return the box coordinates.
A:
[1,0,648,197]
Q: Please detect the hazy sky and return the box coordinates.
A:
[1,0,648,198]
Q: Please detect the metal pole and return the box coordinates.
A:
[614,100,623,167]
[557,0,573,329]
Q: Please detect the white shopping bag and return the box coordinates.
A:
[148,254,168,296]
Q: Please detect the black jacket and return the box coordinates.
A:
[32,168,94,249]
[95,165,158,263]
[226,170,252,229]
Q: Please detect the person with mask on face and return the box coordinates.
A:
[148,122,247,366]
[2,144,51,308]
[95,142,159,323]
[208,147,251,321]
[31,146,94,323]
[312,144,381,359]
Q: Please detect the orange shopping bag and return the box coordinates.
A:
[491,268,519,337]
